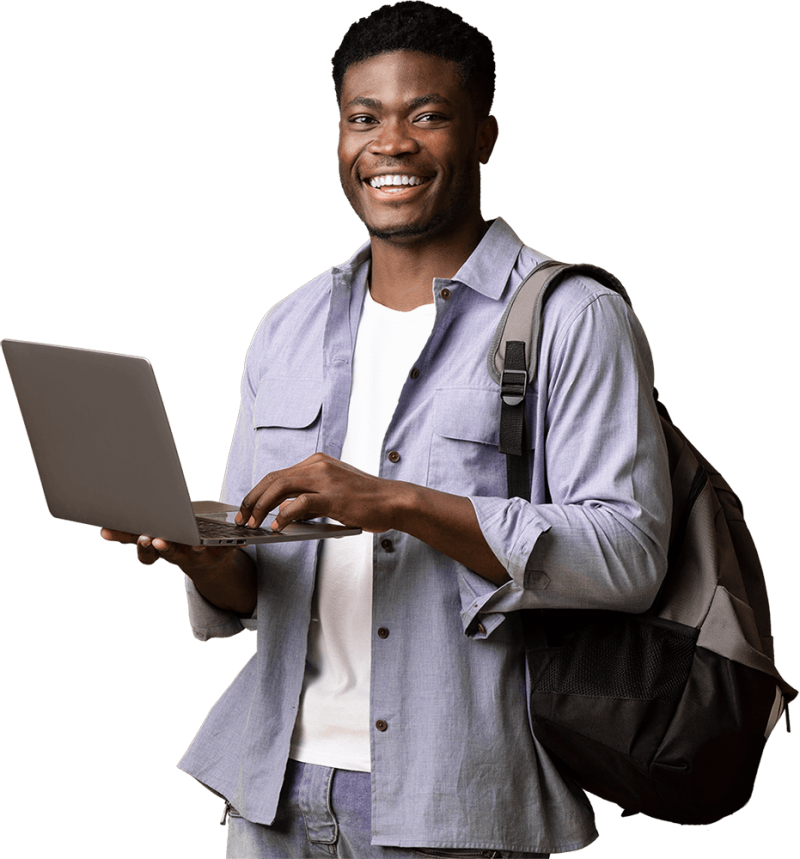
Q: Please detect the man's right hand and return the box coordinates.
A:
[100,528,257,616]
[100,529,234,572]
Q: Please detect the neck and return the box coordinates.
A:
[368,217,490,311]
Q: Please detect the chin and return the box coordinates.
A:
[365,213,449,242]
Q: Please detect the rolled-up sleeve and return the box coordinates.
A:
[470,286,672,619]
[185,575,255,640]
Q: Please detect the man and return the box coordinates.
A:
[104,2,671,856]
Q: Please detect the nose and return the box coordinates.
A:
[368,119,421,157]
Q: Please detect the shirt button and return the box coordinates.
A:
[410,367,420,380]
[380,538,393,551]
[377,627,390,639]
[440,287,452,300]
[375,719,388,732]
[387,450,401,463]
[477,622,487,635]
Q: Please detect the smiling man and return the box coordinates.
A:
[337,49,493,248]
[105,3,671,857]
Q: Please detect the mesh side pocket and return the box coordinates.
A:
[535,613,697,700]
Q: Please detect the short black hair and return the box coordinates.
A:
[332,1,495,117]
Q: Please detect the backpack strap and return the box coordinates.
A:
[488,261,631,500]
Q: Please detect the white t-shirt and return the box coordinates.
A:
[289,288,436,771]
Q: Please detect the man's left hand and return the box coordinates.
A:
[235,453,405,534]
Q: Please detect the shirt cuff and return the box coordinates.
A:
[185,575,251,641]
[469,495,552,588]
[460,577,518,638]
[457,496,555,632]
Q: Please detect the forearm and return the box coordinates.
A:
[392,482,510,586]
[185,547,257,617]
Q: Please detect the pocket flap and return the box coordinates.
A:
[433,388,501,445]
[433,387,537,447]
[253,380,323,429]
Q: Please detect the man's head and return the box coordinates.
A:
[332,1,495,119]
[334,3,498,245]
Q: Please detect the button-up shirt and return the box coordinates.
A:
[178,218,671,854]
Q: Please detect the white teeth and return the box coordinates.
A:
[369,175,424,188]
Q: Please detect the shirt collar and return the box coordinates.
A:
[448,218,524,299]
[331,217,524,301]
[332,241,371,278]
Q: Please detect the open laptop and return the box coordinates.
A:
[2,339,361,546]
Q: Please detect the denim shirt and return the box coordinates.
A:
[178,219,671,854]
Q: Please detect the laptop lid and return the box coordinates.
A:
[2,339,359,545]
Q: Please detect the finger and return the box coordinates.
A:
[151,538,233,570]
[236,472,280,526]
[155,537,206,556]
[236,455,329,526]
[137,536,197,567]
[136,535,187,567]
[271,494,320,531]
[150,538,203,565]
[100,528,140,544]
[241,477,302,528]
[136,535,159,567]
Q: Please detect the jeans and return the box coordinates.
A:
[224,760,549,859]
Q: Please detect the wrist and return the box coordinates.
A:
[188,548,256,616]
[389,480,425,535]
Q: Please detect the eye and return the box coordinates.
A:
[349,114,377,125]
[414,112,448,125]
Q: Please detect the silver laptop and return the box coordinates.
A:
[2,339,361,546]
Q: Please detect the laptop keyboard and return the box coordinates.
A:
[195,516,271,540]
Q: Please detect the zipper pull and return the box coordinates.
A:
[220,800,231,825]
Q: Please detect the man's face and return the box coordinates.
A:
[337,50,495,243]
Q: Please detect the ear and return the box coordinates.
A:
[476,115,499,165]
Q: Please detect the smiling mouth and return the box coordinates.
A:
[367,174,429,191]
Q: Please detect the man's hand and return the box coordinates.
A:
[100,528,257,615]
[235,453,510,586]
[235,453,404,534]
[100,529,235,573]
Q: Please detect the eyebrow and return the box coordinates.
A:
[344,93,454,111]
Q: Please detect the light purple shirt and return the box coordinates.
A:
[179,218,671,854]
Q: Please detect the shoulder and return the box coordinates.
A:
[259,268,333,332]
[254,239,370,336]
[541,267,634,345]
[513,242,628,315]
[244,274,326,371]
[240,267,336,386]
[538,266,654,381]
[241,241,370,380]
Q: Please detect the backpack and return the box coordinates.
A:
[488,260,796,824]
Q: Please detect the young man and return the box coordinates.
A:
[104,3,671,856]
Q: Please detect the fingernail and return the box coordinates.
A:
[234,513,242,525]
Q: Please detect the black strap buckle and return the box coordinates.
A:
[501,368,527,407]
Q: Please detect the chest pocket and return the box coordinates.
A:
[427,387,536,498]
[252,379,323,479]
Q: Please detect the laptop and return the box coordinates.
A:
[2,339,361,546]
